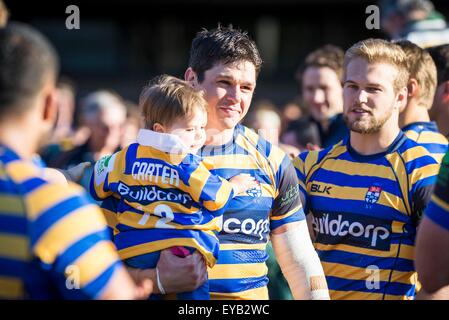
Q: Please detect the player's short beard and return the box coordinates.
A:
[343,106,393,134]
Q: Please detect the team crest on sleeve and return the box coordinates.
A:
[365,186,382,204]
[95,154,115,186]
[246,183,262,197]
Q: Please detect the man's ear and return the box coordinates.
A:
[42,87,57,125]
[407,78,419,99]
[396,86,408,109]
[184,67,198,86]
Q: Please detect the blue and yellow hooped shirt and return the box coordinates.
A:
[90,129,238,268]
[294,132,439,300]
[198,124,305,300]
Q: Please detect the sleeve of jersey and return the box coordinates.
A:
[89,153,117,201]
[292,151,309,210]
[410,155,440,223]
[424,152,449,231]
[28,181,123,299]
[179,153,234,216]
[270,155,306,230]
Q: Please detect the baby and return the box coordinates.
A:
[90,75,257,299]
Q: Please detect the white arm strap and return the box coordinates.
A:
[271,220,330,300]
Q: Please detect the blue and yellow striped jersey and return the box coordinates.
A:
[0,144,123,299]
[293,132,439,300]
[403,121,448,163]
[89,129,235,268]
[198,124,305,300]
[425,151,449,231]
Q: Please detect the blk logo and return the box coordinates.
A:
[311,183,332,195]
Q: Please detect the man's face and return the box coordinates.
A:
[343,58,403,134]
[302,66,343,122]
[193,60,256,131]
[87,108,126,152]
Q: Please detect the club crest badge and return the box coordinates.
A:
[247,183,262,198]
[365,186,382,204]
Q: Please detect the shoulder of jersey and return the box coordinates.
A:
[299,140,346,168]
[398,136,439,164]
[240,125,287,160]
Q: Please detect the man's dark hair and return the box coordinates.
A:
[427,44,449,85]
[296,44,345,85]
[0,22,59,118]
[188,25,262,82]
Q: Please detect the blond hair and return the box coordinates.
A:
[395,40,437,110]
[344,38,410,94]
[140,75,207,129]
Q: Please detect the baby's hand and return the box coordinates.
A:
[229,173,259,195]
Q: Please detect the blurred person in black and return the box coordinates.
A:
[380,0,449,48]
[40,77,83,162]
[288,45,349,149]
[46,90,127,190]
[52,77,77,146]
[280,99,303,133]
[427,44,449,137]
[281,118,321,152]
[120,99,142,149]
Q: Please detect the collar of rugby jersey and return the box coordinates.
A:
[136,128,190,154]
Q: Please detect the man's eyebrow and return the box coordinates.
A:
[216,74,255,87]
[365,82,383,88]
[343,80,384,88]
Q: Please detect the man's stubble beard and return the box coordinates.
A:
[343,106,393,134]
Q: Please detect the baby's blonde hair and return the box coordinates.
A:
[139,75,207,129]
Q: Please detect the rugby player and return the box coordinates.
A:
[294,38,440,300]
[395,40,448,163]
[416,151,449,294]
[130,25,330,300]
[0,23,152,299]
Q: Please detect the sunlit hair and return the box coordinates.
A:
[139,74,207,130]
[395,40,437,110]
[344,38,410,94]
[296,44,345,84]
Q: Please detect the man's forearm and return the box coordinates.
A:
[272,220,329,300]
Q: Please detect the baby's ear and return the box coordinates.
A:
[153,123,165,133]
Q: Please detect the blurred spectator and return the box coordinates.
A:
[51,77,77,145]
[289,44,349,148]
[120,99,142,149]
[281,118,321,152]
[427,44,449,137]
[245,100,300,158]
[46,90,127,189]
[280,98,303,132]
[0,0,8,27]
[380,0,449,48]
